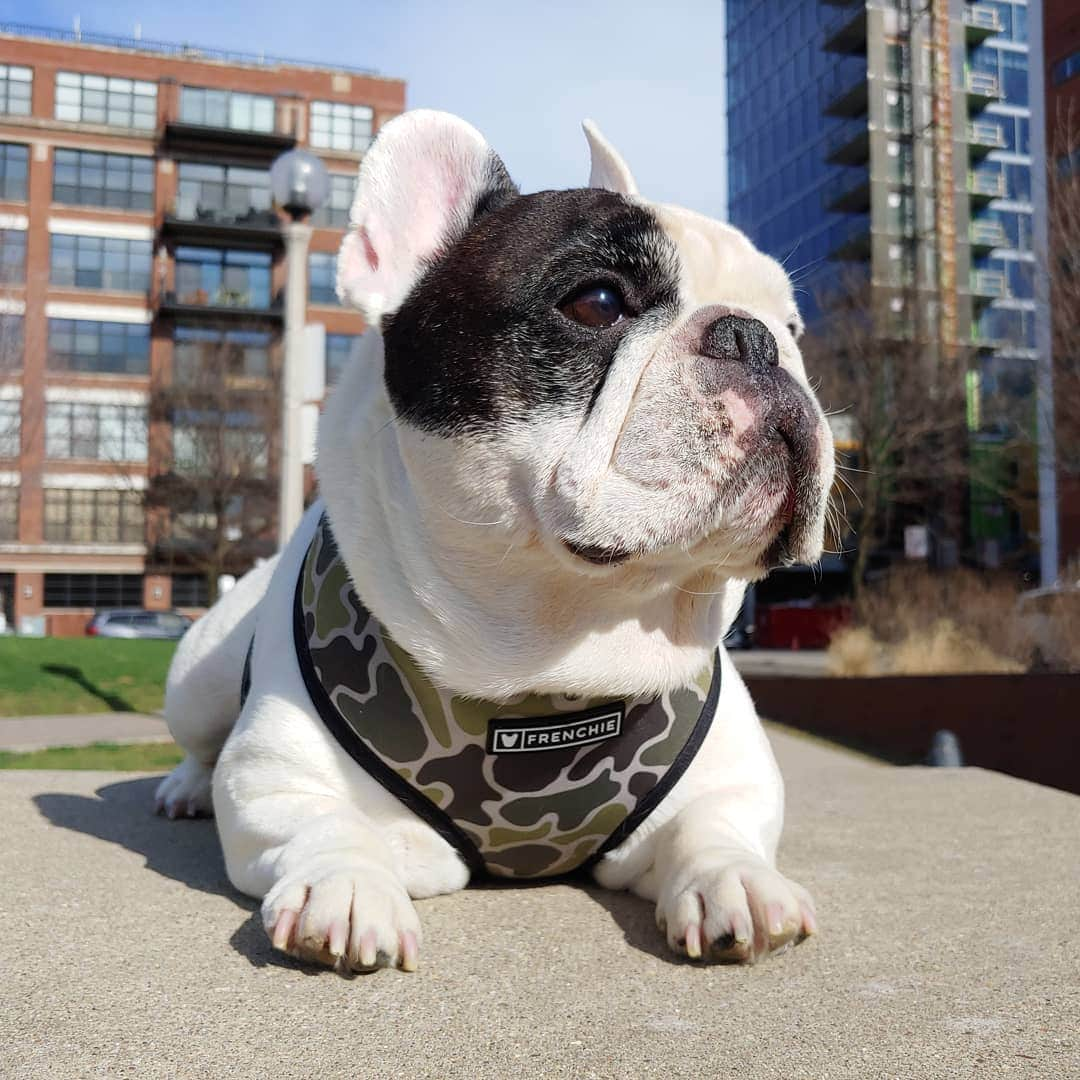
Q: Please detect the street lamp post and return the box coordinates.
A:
[270,148,329,550]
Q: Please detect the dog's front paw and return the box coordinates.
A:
[262,859,421,974]
[154,755,213,819]
[656,855,816,964]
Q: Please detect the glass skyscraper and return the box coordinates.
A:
[727,0,1050,568]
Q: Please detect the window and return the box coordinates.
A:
[309,252,337,304]
[179,87,275,133]
[0,314,22,372]
[326,333,358,385]
[55,72,157,129]
[310,101,373,152]
[43,488,144,543]
[175,162,271,223]
[0,65,32,116]
[43,572,143,608]
[0,399,19,457]
[50,234,153,292]
[172,410,270,478]
[174,246,272,308]
[1052,49,1080,87]
[312,174,354,228]
[47,319,150,376]
[45,402,147,462]
[53,149,154,211]
[0,487,15,540]
[172,573,210,607]
[173,325,273,384]
[0,143,28,200]
[0,229,25,283]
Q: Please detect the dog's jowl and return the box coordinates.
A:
[155,110,834,972]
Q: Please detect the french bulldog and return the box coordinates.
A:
[155,110,834,973]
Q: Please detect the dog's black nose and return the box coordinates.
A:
[700,315,779,371]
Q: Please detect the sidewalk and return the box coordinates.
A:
[0,712,170,751]
[1,727,1077,1078]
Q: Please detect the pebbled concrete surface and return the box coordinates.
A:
[1,727,1078,1079]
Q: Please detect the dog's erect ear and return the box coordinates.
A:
[583,120,639,197]
[337,110,518,323]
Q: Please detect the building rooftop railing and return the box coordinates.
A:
[0,21,381,77]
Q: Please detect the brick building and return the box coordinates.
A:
[0,23,404,634]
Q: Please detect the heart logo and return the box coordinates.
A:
[499,732,520,748]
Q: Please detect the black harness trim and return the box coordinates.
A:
[290,563,487,878]
[238,517,724,882]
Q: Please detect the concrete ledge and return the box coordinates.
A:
[2,728,1078,1078]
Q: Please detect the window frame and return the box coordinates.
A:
[45,401,147,463]
[54,71,157,130]
[0,64,32,117]
[53,148,155,211]
[47,318,151,376]
[49,233,153,293]
[0,142,29,201]
[309,101,374,153]
[43,487,144,544]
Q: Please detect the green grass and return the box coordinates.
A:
[0,740,184,770]
[0,637,177,717]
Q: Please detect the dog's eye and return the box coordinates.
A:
[786,317,803,341]
[559,285,627,328]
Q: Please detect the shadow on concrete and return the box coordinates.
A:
[580,884,689,965]
[41,664,136,712]
[31,776,297,971]
[34,776,235,897]
[471,873,682,965]
[32,776,691,971]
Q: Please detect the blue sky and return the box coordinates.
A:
[6,0,728,218]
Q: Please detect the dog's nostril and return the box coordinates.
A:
[700,315,779,369]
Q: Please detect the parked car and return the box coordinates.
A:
[86,609,193,640]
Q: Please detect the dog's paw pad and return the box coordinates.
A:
[657,859,816,964]
[154,756,213,819]
[262,862,421,974]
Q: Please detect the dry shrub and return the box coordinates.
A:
[827,567,1040,676]
[890,618,1024,675]
[826,627,883,676]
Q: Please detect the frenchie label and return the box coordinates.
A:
[486,705,624,754]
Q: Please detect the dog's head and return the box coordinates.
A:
[336,111,833,585]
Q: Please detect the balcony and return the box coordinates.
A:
[825,120,870,165]
[824,6,867,54]
[970,269,1007,305]
[964,69,1002,113]
[823,70,868,118]
[827,214,871,262]
[157,288,284,323]
[967,120,1006,159]
[161,206,283,249]
[161,121,296,165]
[970,325,1007,352]
[824,169,871,213]
[963,3,1002,46]
[970,219,1008,253]
[968,170,1007,205]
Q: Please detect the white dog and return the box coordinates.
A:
[155,110,834,973]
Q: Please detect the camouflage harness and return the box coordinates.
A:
[264,512,720,880]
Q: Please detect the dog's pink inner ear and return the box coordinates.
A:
[360,227,379,273]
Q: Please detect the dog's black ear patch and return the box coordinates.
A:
[383,188,681,435]
[473,154,519,221]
